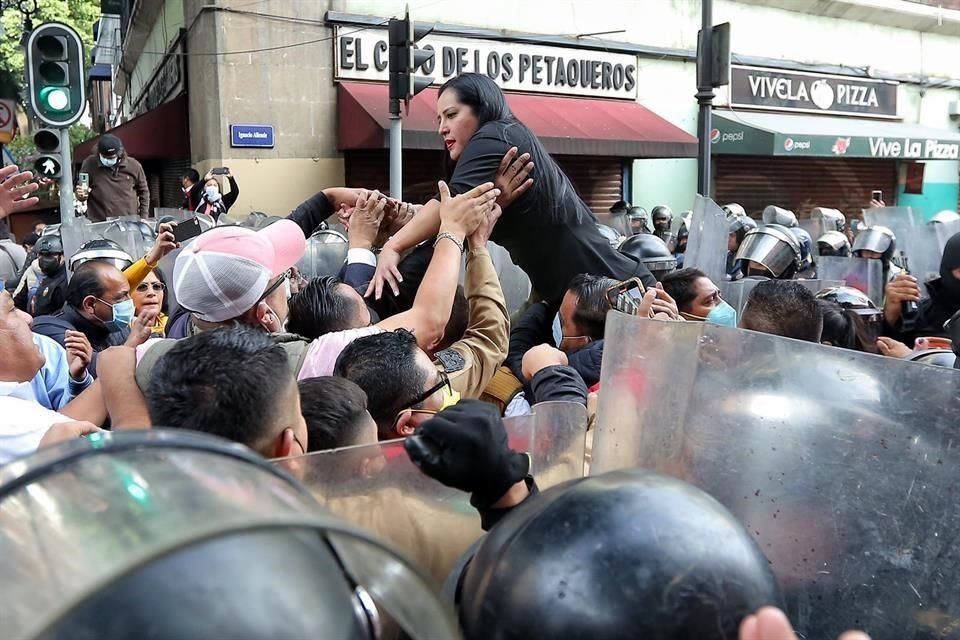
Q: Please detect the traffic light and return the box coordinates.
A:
[33,128,62,179]
[26,22,86,128]
[388,8,434,116]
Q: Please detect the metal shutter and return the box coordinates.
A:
[555,155,624,217]
[713,155,898,221]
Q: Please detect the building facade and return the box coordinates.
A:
[81,0,960,222]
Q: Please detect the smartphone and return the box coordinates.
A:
[605,277,646,315]
[871,190,883,202]
[173,217,203,243]
[78,172,89,188]
[211,167,230,176]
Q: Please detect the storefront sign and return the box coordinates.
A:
[335,27,638,100]
[230,124,275,148]
[726,65,898,119]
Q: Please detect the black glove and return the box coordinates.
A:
[404,400,530,510]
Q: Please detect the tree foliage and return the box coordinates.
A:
[0,0,100,101]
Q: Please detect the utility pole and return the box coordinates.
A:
[695,0,714,198]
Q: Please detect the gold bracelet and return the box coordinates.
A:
[434,232,464,254]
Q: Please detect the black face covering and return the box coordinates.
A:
[940,234,960,302]
[39,255,62,278]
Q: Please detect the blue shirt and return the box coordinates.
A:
[30,334,92,411]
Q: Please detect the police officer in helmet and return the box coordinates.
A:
[619,233,677,281]
[727,215,757,280]
[31,233,68,316]
[817,231,851,258]
[651,205,673,241]
[735,224,802,280]
[851,225,900,283]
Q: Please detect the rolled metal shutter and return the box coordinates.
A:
[713,155,898,221]
[555,155,624,217]
[345,150,446,203]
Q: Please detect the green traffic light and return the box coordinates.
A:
[39,86,70,113]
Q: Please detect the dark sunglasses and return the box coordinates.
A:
[136,282,166,293]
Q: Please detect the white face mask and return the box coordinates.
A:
[204,186,220,201]
[100,155,118,167]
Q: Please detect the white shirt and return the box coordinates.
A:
[0,382,71,465]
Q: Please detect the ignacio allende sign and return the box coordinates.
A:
[335,26,638,100]
[726,65,899,119]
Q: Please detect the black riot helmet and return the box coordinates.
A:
[729,214,758,248]
[626,206,650,235]
[851,225,896,265]
[456,470,780,640]
[619,233,677,280]
[36,233,63,256]
[0,430,458,640]
[68,238,135,272]
[817,231,851,258]
[609,200,629,215]
[735,224,802,279]
[651,205,673,231]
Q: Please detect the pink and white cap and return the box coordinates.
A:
[173,219,306,323]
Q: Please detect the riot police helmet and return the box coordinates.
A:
[852,225,896,263]
[36,232,63,256]
[626,206,650,235]
[729,214,758,245]
[788,226,814,272]
[811,207,846,233]
[761,205,798,228]
[651,205,673,225]
[619,233,677,280]
[815,286,880,318]
[930,210,960,225]
[907,349,957,368]
[735,224,802,279]
[816,231,851,258]
[456,470,780,640]
[69,238,135,272]
[722,203,747,219]
[298,228,349,278]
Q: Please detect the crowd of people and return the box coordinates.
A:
[0,72,957,639]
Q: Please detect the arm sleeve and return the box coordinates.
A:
[136,165,150,217]
[447,132,511,197]
[286,192,336,239]
[341,262,376,290]
[476,476,539,531]
[222,176,240,211]
[448,247,510,398]
[528,365,588,406]
[505,302,554,383]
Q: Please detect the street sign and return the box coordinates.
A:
[229,124,274,148]
[0,100,14,145]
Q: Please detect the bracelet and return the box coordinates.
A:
[434,232,465,254]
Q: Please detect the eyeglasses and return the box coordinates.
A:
[391,371,451,430]
[391,409,437,431]
[259,269,292,302]
[136,282,166,293]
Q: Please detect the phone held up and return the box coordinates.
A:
[605,278,652,318]
[871,190,883,203]
[210,167,230,176]
[173,217,203,243]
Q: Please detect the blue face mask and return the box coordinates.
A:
[100,154,118,167]
[705,300,738,328]
[99,297,136,332]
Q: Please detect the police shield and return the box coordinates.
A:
[865,206,942,289]
[486,241,532,317]
[0,430,461,640]
[682,196,729,286]
[592,313,960,640]
[817,256,885,306]
[298,229,349,278]
[721,278,844,317]
[282,402,588,583]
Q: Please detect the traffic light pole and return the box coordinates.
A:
[695,0,714,198]
[389,111,402,199]
[57,127,76,227]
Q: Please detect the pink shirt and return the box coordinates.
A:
[297,326,383,380]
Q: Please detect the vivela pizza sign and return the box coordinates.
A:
[727,65,898,119]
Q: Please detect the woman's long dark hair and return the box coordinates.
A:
[817,300,878,354]
[438,73,584,224]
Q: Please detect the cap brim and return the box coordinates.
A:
[258,219,306,277]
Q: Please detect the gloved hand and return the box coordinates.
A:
[404,400,529,510]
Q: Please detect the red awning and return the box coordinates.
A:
[338,82,697,158]
[74,94,190,163]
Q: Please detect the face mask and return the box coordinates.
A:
[438,384,461,411]
[551,313,563,347]
[205,186,221,201]
[100,155,118,167]
[705,300,737,327]
[99,298,136,332]
[39,256,61,277]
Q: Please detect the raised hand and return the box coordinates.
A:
[0,165,40,219]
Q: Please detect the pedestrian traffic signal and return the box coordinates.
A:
[33,128,62,179]
[26,22,86,127]
[388,8,434,116]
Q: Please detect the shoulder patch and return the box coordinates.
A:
[435,349,466,373]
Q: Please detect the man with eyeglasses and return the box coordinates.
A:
[32,261,156,377]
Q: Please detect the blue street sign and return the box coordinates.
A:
[230,124,274,148]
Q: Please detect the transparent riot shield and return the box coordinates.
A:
[282,402,588,583]
[102,216,156,261]
[298,229,349,278]
[721,278,844,316]
[487,241,532,317]
[796,218,823,256]
[817,256,885,305]
[0,430,461,640]
[865,206,943,293]
[592,313,960,640]
[681,196,729,286]
[933,219,960,255]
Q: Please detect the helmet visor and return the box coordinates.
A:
[735,233,796,278]
[852,229,893,254]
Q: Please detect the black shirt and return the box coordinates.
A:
[448,120,655,304]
